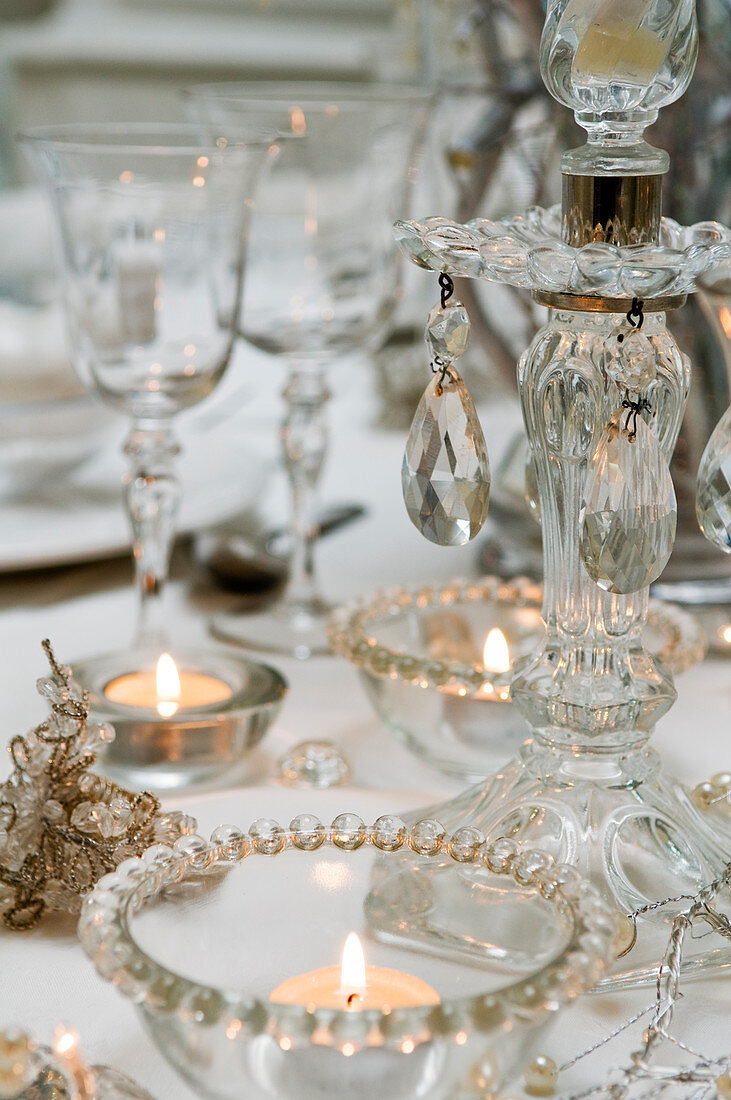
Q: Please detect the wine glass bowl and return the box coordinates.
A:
[21,125,267,423]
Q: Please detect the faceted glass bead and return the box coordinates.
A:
[402,369,490,546]
[278,740,350,788]
[696,403,731,553]
[604,328,658,391]
[580,411,677,594]
[425,300,470,362]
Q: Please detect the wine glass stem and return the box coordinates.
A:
[123,422,181,650]
[281,364,331,611]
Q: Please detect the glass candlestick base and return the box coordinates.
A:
[367,739,731,989]
[74,646,287,791]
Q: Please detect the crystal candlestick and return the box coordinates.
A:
[377,0,731,981]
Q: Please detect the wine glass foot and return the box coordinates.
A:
[211,597,334,660]
[366,739,731,987]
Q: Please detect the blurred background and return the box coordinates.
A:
[0,0,728,616]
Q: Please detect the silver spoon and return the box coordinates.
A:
[193,503,366,592]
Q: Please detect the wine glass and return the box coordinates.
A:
[21,124,276,668]
[186,84,431,659]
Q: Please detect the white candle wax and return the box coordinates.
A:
[105,654,232,716]
[270,932,440,1012]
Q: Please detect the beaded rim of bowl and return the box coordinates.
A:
[395,206,730,297]
[78,816,618,1053]
[328,576,706,697]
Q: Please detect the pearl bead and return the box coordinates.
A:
[691,781,722,810]
[525,1054,558,1096]
[711,772,731,789]
[467,1052,499,1096]
[716,1069,731,1099]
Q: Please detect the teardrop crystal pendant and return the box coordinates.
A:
[580,410,677,593]
[696,403,731,554]
[402,368,490,546]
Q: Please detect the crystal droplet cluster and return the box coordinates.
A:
[402,293,490,546]
[696,403,731,554]
[580,409,677,593]
[0,640,196,929]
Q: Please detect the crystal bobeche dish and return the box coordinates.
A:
[396,206,730,296]
[328,577,706,782]
[79,816,618,1100]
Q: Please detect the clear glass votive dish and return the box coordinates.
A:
[75,646,287,791]
[328,576,706,782]
[78,815,619,1100]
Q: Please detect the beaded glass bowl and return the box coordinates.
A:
[79,816,618,1100]
[328,577,707,782]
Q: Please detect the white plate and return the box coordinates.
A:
[0,405,273,572]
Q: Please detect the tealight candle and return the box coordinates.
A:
[474,626,512,702]
[105,653,232,717]
[441,627,512,702]
[270,932,440,1011]
[571,0,667,86]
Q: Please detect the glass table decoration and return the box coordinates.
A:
[20,124,288,785]
[185,83,432,658]
[78,817,618,1100]
[383,0,731,977]
[278,739,351,789]
[329,576,706,784]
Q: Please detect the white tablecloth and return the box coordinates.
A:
[1,353,729,1097]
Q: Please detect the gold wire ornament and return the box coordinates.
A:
[0,640,196,930]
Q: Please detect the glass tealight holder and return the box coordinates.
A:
[76,646,286,791]
[78,816,618,1100]
[329,576,706,783]
[0,1026,154,1100]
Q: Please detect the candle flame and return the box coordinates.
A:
[156,653,181,718]
[290,106,306,135]
[341,932,367,992]
[483,628,510,674]
[53,1027,78,1058]
[719,306,731,341]
[722,625,731,645]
